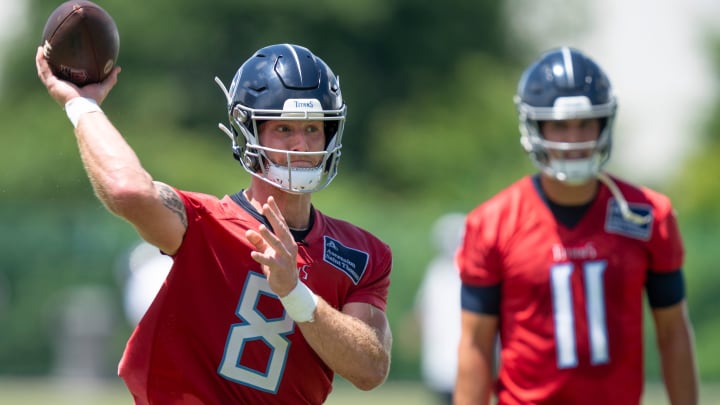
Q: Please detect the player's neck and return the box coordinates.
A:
[244,182,313,230]
[539,174,598,206]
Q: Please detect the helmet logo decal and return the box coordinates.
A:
[292,100,314,109]
[553,96,592,110]
[281,99,323,118]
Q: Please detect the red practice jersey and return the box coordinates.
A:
[457,175,683,405]
[119,190,392,404]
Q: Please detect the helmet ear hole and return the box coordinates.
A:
[232,105,248,123]
[244,154,261,172]
[323,121,338,147]
[599,117,609,132]
[520,135,534,153]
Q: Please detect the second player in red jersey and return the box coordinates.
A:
[454,47,698,405]
[460,175,680,404]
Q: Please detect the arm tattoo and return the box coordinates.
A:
[157,182,188,228]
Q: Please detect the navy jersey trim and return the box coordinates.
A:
[646,269,685,308]
[461,283,501,315]
[230,190,315,242]
[230,190,268,225]
[532,174,594,229]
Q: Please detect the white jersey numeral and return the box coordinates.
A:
[218,272,294,393]
[550,260,609,369]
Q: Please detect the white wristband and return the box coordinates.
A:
[64,97,102,128]
[279,281,318,323]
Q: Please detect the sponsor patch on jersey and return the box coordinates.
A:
[323,236,369,284]
[604,199,653,240]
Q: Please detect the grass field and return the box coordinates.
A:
[0,378,436,405]
[0,378,717,404]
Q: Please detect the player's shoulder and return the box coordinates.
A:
[605,175,674,213]
[315,209,390,251]
[172,189,222,210]
[174,189,220,202]
[468,176,535,219]
[173,189,248,219]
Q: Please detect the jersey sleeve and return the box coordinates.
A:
[645,195,685,306]
[647,195,684,273]
[170,189,212,257]
[346,242,392,311]
[456,205,503,287]
[174,189,217,223]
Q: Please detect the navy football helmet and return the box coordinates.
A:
[216,44,346,193]
[515,47,617,184]
[516,47,650,224]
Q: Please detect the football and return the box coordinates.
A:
[41,1,120,86]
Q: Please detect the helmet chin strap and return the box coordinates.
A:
[549,158,598,185]
[546,159,652,225]
[597,172,652,225]
[266,161,325,193]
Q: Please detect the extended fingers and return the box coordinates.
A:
[262,197,295,245]
[35,46,54,84]
[246,196,300,266]
[246,227,274,268]
[36,46,81,106]
[94,66,121,104]
[245,228,266,250]
[246,224,288,260]
[36,45,120,106]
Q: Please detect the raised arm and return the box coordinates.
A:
[35,46,186,254]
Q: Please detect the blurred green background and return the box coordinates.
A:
[1,0,719,402]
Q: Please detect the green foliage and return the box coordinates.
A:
[670,111,720,224]
[668,37,720,220]
[664,36,720,379]
[368,52,530,198]
[0,202,135,374]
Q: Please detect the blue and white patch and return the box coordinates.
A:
[323,236,369,285]
[604,199,653,241]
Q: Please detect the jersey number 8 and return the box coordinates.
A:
[218,272,295,393]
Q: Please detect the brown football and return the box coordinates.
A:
[41,1,120,86]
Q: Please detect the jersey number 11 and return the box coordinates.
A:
[551,260,609,369]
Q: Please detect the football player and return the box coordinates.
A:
[36,43,392,404]
[454,47,698,405]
